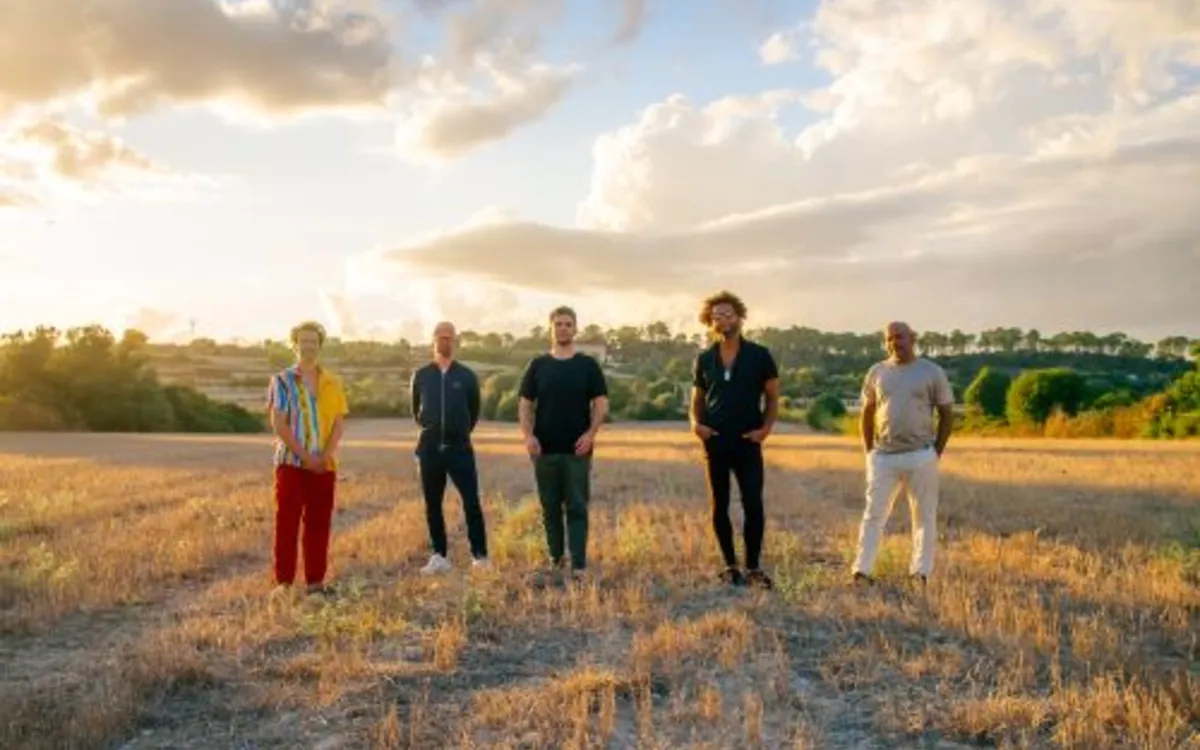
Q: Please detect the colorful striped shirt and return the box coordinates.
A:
[266,366,349,470]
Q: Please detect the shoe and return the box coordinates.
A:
[720,566,747,586]
[305,583,335,598]
[851,571,874,586]
[746,568,773,590]
[910,573,927,587]
[420,553,452,575]
[471,557,491,570]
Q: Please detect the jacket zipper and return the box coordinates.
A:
[439,366,446,450]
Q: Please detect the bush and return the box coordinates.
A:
[495,391,520,422]
[162,385,264,433]
[805,393,847,432]
[1006,367,1088,427]
[1167,412,1200,438]
[625,393,684,420]
[0,397,73,431]
[964,366,1010,419]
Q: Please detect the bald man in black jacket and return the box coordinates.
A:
[410,321,489,574]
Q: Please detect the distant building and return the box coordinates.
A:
[576,340,608,365]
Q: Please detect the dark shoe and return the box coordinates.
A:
[306,583,335,598]
[720,567,747,586]
[851,571,874,586]
[910,573,927,587]
[746,569,773,590]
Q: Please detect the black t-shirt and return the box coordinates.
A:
[692,337,779,436]
[519,352,608,454]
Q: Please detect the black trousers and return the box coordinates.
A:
[417,444,488,559]
[702,435,765,570]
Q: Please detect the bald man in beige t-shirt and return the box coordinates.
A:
[852,321,954,585]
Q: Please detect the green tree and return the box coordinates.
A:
[1006,368,1088,426]
[963,366,1011,419]
[805,393,847,431]
[495,390,520,422]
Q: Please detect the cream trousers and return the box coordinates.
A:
[852,445,940,577]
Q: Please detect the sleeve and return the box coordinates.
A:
[409,368,421,422]
[587,358,608,399]
[518,358,539,400]
[333,377,349,417]
[691,354,707,390]
[932,365,954,406]
[467,371,481,428]
[762,347,779,382]
[860,365,878,406]
[266,374,287,413]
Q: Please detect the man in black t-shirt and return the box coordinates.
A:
[690,290,780,589]
[518,305,609,581]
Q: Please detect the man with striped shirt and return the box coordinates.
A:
[266,321,349,595]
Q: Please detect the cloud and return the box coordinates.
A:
[387,136,1200,328]
[613,0,648,46]
[395,57,577,160]
[0,188,31,207]
[437,0,563,71]
[374,0,1200,338]
[0,0,582,165]
[758,30,799,65]
[15,120,159,183]
[118,306,192,342]
[0,0,401,120]
[0,118,222,206]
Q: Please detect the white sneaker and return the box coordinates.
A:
[471,558,491,570]
[420,554,452,575]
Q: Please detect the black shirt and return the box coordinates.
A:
[519,352,608,455]
[692,337,779,436]
[410,361,480,449]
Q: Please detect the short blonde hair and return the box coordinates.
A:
[289,320,327,346]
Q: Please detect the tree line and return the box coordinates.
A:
[955,360,1200,439]
[0,326,261,433]
[1,320,1196,437]
[176,324,1198,367]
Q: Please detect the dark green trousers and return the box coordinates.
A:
[533,453,592,569]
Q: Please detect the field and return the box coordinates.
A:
[1,422,1198,749]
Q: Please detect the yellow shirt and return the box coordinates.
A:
[267,365,350,470]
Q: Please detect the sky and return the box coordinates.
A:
[1,0,1198,345]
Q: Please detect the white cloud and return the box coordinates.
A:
[117,306,192,342]
[758,30,799,65]
[367,0,1200,339]
[0,0,583,171]
[14,120,158,183]
[395,56,578,161]
[0,0,402,120]
[0,118,225,206]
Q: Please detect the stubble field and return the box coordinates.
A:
[0,420,1197,749]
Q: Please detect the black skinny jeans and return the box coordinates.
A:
[417,444,488,560]
[702,434,765,570]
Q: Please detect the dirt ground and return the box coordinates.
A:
[0,420,1197,749]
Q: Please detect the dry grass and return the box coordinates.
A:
[0,420,1197,749]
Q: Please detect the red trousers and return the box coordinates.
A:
[273,464,337,586]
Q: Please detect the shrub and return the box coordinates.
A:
[964,366,1010,419]
[1006,367,1088,427]
[0,397,72,431]
[162,385,264,433]
[805,393,847,432]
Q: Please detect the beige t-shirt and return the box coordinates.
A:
[861,358,954,454]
